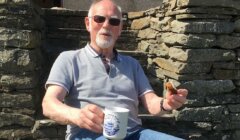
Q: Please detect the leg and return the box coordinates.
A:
[126,128,185,140]
[69,129,106,140]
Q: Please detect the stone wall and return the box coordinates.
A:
[0,0,45,139]
[0,0,240,139]
[63,0,163,12]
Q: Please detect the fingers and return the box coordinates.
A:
[77,104,104,133]
[165,88,188,110]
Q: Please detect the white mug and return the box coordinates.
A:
[103,107,130,140]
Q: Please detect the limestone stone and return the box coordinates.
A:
[171,20,234,34]
[0,28,41,48]
[235,19,240,33]
[166,7,240,16]
[213,62,240,70]
[0,15,44,30]
[148,43,169,57]
[177,0,240,10]
[32,120,65,139]
[181,80,235,95]
[137,28,158,39]
[206,94,240,105]
[131,17,150,30]
[229,104,240,113]
[213,69,240,80]
[153,57,212,74]
[214,122,240,131]
[0,113,35,127]
[127,11,145,19]
[169,47,236,62]
[0,0,32,5]
[2,108,35,115]
[0,49,38,72]
[154,68,213,81]
[0,93,34,108]
[176,106,225,121]
[150,17,172,32]
[230,113,240,121]
[176,14,231,20]
[160,33,216,48]
[216,35,240,49]
[0,129,32,139]
[0,74,38,91]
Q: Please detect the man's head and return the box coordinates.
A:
[85,0,123,50]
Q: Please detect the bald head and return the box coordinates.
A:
[88,0,122,18]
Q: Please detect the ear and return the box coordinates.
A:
[85,17,91,32]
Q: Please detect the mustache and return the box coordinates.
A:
[98,29,113,36]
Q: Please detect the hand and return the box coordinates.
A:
[163,89,188,111]
[69,104,104,133]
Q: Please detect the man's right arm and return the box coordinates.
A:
[42,85,104,133]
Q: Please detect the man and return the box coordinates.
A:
[42,0,188,139]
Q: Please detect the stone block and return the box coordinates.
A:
[213,69,240,80]
[0,128,32,139]
[128,11,145,19]
[176,14,231,20]
[235,19,240,33]
[229,104,240,113]
[181,80,235,95]
[171,20,234,34]
[166,7,240,16]
[0,48,40,73]
[160,33,216,48]
[154,67,213,80]
[0,74,38,91]
[230,113,240,121]
[150,17,172,32]
[0,112,35,127]
[148,42,169,57]
[169,47,236,62]
[153,57,212,74]
[216,35,240,49]
[137,28,158,39]
[0,15,44,30]
[131,17,150,30]
[0,93,34,108]
[32,119,65,139]
[177,0,240,10]
[0,28,41,48]
[177,106,225,121]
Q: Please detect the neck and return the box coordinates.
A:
[90,43,114,59]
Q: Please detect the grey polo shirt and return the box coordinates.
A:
[46,44,153,137]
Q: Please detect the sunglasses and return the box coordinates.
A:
[90,15,121,26]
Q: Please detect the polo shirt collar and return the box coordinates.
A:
[85,43,121,62]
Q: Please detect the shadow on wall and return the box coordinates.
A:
[62,0,163,12]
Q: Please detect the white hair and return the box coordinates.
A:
[87,0,122,18]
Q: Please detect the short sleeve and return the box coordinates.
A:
[45,51,74,93]
[133,60,153,96]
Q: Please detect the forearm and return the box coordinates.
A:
[42,96,77,125]
[141,93,166,115]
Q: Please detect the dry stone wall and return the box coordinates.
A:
[0,0,45,139]
[0,0,240,139]
[129,0,240,139]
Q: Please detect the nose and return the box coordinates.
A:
[102,19,110,28]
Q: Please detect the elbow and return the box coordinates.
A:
[42,97,50,118]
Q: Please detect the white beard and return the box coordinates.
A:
[96,29,114,49]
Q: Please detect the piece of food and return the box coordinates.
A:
[165,82,177,94]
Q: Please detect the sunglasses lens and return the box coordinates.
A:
[109,18,120,26]
[93,15,106,23]
[92,15,121,26]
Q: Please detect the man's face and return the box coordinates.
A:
[85,1,122,49]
